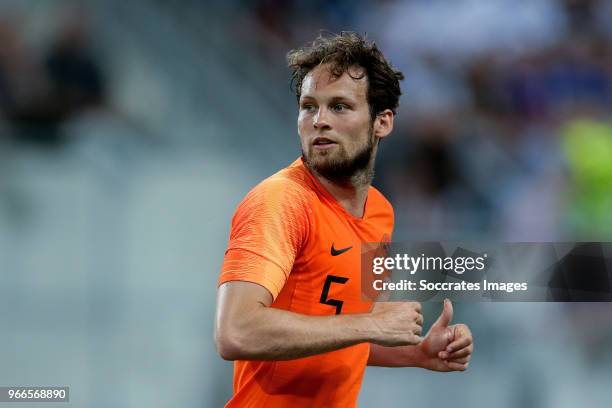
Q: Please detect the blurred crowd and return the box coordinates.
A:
[4,0,611,239]
[233,0,612,240]
[0,7,106,147]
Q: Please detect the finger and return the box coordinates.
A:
[447,337,471,352]
[409,335,423,345]
[401,302,421,312]
[445,346,472,359]
[446,355,471,364]
[416,313,424,326]
[413,324,423,336]
[432,299,453,329]
[446,333,471,352]
[438,345,468,360]
[444,360,468,371]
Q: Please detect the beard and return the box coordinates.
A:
[302,128,376,185]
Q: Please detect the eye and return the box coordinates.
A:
[301,103,316,112]
[332,103,348,112]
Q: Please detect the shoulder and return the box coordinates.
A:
[234,162,315,220]
[245,166,313,207]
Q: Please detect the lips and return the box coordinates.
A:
[312,136,338,146]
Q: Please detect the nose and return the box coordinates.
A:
[313,107,331,130]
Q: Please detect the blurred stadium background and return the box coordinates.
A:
[1,0,611,407]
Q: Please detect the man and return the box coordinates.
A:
[215,32,473,407]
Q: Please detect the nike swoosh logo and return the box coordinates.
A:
[331,244,353,256]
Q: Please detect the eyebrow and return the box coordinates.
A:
[299,95,356,104]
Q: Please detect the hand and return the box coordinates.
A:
[418,299,473,372]
[370,301,423,347]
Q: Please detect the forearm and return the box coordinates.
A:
[215,282,423,361]
[218,306,377,361]
[367,343,426,367]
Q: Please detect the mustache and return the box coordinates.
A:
[302,133,376,182]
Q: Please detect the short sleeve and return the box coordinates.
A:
[218,178,311,300]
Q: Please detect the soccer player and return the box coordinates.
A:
[215,32,474,407]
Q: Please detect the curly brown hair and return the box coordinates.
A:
[287,32,404,120]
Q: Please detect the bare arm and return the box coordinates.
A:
[214,281,423,361]
[367,300,473,372]
[368,343,426,367]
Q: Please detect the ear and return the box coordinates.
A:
[373,109,394,140]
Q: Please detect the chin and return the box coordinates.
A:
[309,151,341,167]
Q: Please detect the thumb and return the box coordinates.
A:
[432,299,453,328]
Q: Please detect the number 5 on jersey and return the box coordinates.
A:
[319,275,349,314]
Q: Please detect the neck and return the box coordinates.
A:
[308,160,375,219]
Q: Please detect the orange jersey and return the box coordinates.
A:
[218,157,394,407]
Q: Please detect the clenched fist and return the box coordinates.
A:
[369,302,423,347]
